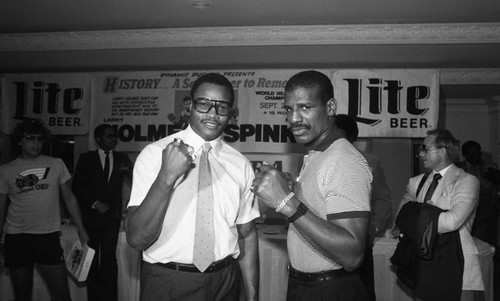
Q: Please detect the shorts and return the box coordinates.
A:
[4,232,65,269]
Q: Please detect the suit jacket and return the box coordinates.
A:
[392,201,464,301]
[399,164,484,290]
[72,150,132,230]
[360,151,392,240]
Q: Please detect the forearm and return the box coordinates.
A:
[65,197,86,232]
[438,201,477,233]
[438,178,479,233]
[0,195,7,242]
[282,197,367,271]
[60,183,87,235]
[126,174,175,250]
[237,223,259,301]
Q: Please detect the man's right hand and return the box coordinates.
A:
[160,138,194,185]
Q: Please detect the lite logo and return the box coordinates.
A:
[343,78,431,129]
[12,81,83,126]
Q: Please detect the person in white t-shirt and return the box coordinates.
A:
[0,119,89,301]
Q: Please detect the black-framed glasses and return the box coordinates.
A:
[24,135,44,142]
[418,144,443,154]
[193,97,232,116]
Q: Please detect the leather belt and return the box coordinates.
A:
[154,256,235,273]
[288,266,352,282]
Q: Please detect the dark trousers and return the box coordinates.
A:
[140,261,241,301]
[86,221,120,301]
[359,247,376,301]
[287,269,369,301]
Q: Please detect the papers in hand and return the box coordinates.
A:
[65,241,95,282]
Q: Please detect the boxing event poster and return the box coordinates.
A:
[1,69,439,154]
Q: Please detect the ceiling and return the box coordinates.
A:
[0,0,500,82]
[1,0,499,33]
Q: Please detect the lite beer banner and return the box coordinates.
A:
[333,69,439,137]
[0,69,440,153]
[90,70,307,153]
[0,74,90,135]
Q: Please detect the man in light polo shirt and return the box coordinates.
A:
[252,70,372,300]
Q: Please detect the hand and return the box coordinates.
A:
[160,138,194,185]
[252,165,292,211]
[94,201,109,214]
[0,243,4,262]
[282,172,296,191]
[77,228,90,245]
[387,227,401,239]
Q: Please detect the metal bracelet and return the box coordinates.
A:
[275,192,295,213]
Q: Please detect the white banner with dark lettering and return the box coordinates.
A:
[90,70,308,153]
[0,74,90,135]
[333,69,439,137]
[0,69,440,152]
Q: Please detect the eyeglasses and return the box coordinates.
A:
[193,97,232,116]
[418,144,443,154]
[24,135,44,142]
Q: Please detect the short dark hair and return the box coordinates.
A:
[190,73,235,104]
[461,140,481,154]
[284,70,333,105]
[94,124,114,139]
[12,118,51,146]
[427,129,461,163]
[335,114,359,143]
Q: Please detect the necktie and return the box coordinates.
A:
[193,143,214,272]
[103,151,110,183]
[423,173,442,203]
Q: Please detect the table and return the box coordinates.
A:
[257,225,495,301]
[5,224,489,301]
[373,236,495,301]
[258,225,289,301]
[0,225,87,301]
[116,230,141,301]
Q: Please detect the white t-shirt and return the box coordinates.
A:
[0,155,70,234]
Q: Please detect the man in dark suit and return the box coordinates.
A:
[72,124,132,301]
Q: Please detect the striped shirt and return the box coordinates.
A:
[288,138,372,272]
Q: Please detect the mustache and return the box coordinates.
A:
[202,118,221,126]
[288,123,310,131]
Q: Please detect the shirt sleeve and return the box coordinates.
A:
[128,144,162,207]
[438,174,479,233]
[235,160,260,224]
[325,153,371,219]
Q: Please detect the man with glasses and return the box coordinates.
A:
[126,73,259,301]
[393,129,483,300]
[0,119,89,301]
[72,124,132,301]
